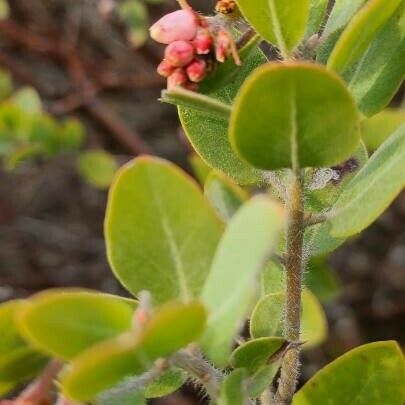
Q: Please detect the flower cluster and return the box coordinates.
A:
[150,6,240,90]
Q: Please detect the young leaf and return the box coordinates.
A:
[77,150,118,189]
[250,291,328,349]
[230,63,360,170]
[330,124,405,237]
[105,156,223,303]
[305,0,328,37]
[144,368,185,398]
[12,87,42,114]
[293,341,405,405]
[179,38,266,185]
[235,0,309,55]
[0,300,47,391]
[361,109,405,151]
[305,257,341,303]
[61,301,206,401]
[204,172,248,222]
[217,369,248,405]
[201,196,285,366]
[346,4,405,117]
[17,289,136,360]
[327,0,402,73]
[230,337,286,374]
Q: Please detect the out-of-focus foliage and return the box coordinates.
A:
[0,70,84,170]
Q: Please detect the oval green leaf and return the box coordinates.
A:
[346,3,405,116]
[293,341,405,405]
[77,150,118,189]
[235,0,309,54]
[361,109,405,150]
[230,63,360,170]
[204,172,248,222]
[179,38,266,185]
[61,300,206,401]
[17,289,136,360]
[201,196,285,366]
[105,156,223,303]
[217,369,248,405]
[250,291,328,349]
[230,337,286,374]
[328,0,403,73]
[330,123,405,237]
[0,300,47,392]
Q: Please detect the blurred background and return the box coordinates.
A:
[0,0,403,403]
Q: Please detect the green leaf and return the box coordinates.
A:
[119,0,149,48]
[328,0,402,73]
[77,150,118,189]
[0,300,47,391]
[230,337,286,374]
[235,0,309,54]
[144,368,185,398]
[250,291,328,349]
[188,153,211,185]
[330,124,405,237]
[179,38,266,185]
[60,300,206,401]
[97,389,146,405]
[17,289,136,360]
[305,257,341,303]
[346,3,405,116]
[246,362,280,397]
[204,172,248,222]
[230,63,360,170]
[105,156,223,303]
[12,87,42,114]
[201,196,285,366]
[361,109,405,150]
[306,0,328,37]
[293,341,405,405]
[261,261,285,295]
[162,87,231,119]
[305,143,369,256]
[217,369,248,405]
[60,118,85,150]
[0,0,9,19]
[0,68,12,101]
[316,0,367,64]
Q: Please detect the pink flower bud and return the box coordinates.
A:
[157,59,175,77]
[167,68,188,89]
[150,10,199,44]
[186,59,207,83]
[193,28,213,54]
[165,40,195,67]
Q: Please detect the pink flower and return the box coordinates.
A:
[193,28,213,55]
[186,59,207,82]
[167,68,188,89]
[157,59,175,77]
[164,40,195,67]
[150,10,199,44]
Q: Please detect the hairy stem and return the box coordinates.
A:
[171,349,223,399]
[275,172,305,405]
